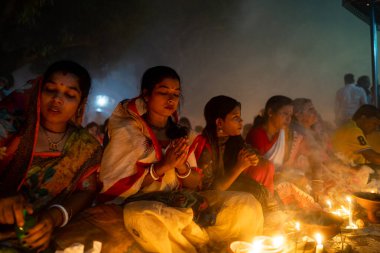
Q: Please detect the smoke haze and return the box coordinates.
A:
[13,0,373,126]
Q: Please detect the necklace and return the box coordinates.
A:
[40,126,68,151]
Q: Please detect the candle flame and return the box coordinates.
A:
[315,233,323,245]
[295,222,301,231]
[326,199,332,209]
[250,239,263,253]
[340,205,350,215]
[272,235,285,248]
[346,196,352,203]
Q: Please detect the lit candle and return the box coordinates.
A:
[295,222,300,232]
[346,196,354,227]
[294,222,300,253]
[315,233,323,253]
[272,235,285,249]
[326,200,332,210]
[249,239,263,253]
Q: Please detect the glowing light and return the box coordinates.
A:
[295,222,300,231]
[326,200,332,210]
[346,195,357,229]
[315,233,323,253]
[250,239,263,253]
[315,233,322,245]
[96,95,109,107]
[272,235,285,248]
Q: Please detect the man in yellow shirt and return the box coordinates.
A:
[332,105,380,166]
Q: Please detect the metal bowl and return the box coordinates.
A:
[296,210,343,239]
[353,192,380,223]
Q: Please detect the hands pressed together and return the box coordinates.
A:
[236,147,260,172]
[162,137,190,174]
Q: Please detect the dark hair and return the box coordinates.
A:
[140,66,180,96]
[86,121,99,130]
[0,73,14,89]
[353,104,380,121]
[139,66,186,139]
[42,60,91,102]
[179,117,192,130]
[166,118,189,139]
[203,95,241,141]
[203,95,242,172]
[344,73,355,85]
[357,75,371,95]
[253,95,293,127]
[292,98,312,120]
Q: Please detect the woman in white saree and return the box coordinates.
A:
[99,66,263,253]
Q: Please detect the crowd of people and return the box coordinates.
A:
[1,62,380,253]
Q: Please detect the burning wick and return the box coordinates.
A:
[315,233,323,253]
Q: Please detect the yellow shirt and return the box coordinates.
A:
[367,130,380,152]
[332,120,371,165]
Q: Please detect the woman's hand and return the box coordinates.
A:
[22,212,55,252]
[0,195,33,227]
[151,137,190,178]
[236,149,254,172]
[246,150,259,167]
[164,137,189,169]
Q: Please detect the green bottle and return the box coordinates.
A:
[15,209,37,246]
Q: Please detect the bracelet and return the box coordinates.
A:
[149,163,162,181]
[175,162,192,179]
[49,204,69,227]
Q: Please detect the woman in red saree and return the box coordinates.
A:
[245,95,294,194]
[246,96,320,210]
[0,60,102,252]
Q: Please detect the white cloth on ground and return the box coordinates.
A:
[123,191,263,253]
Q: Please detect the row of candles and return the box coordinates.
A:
[231,195,358,253]
[231,231,323,253]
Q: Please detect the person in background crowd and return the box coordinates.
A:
[86,121,103,144]
[335,73,367,127]
[357,75,372,104]
[0,73,14,101]
[178,116,192,130]
[332,104,380,167]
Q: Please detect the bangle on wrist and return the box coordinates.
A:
[150,163,163,180]
[49,204,69,227]
[176,162,192,179]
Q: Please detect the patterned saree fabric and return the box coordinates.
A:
[0,78,102,208]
